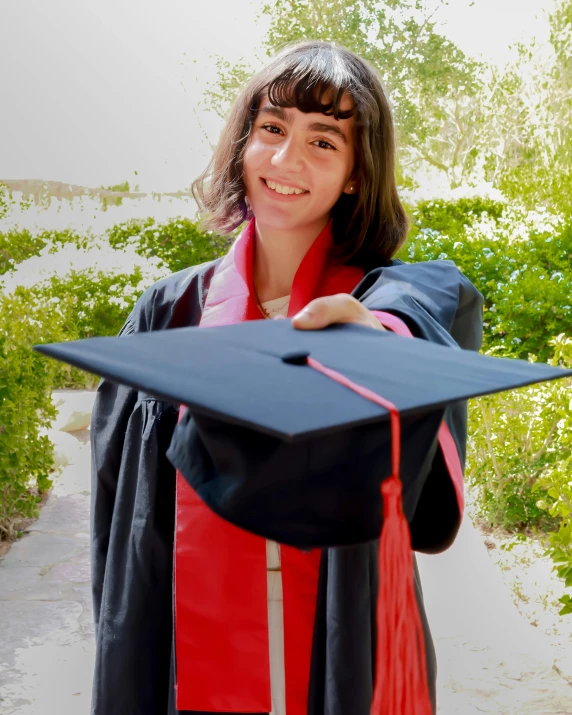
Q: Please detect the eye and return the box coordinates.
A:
[261,123,283,135]
[313,139,336,151]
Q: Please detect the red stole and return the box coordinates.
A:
[173,217,364,713]
[172,218,466,713]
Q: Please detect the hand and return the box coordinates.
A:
[292,294,385,331]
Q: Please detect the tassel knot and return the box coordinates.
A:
[381,474,402,506]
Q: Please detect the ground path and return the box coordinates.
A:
[1,391,572,714]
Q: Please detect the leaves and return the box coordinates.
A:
[203,0,572,215]
[558,595,572,616]
[0,216,229,539]
[0,227,88,276]
[0,289,60,539]
[400,198,571,362]
[400,196,572,604]
[106,216,230,274]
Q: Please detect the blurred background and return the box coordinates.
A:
[1,2,572,712]
[0,0,567,219]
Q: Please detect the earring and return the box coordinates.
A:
[349,185,356,193]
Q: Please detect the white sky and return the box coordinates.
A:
[0,0,558,193]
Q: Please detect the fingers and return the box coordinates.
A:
[292,294,383,331]
[292,295,356,329]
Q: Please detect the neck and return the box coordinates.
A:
[253,217,330,302]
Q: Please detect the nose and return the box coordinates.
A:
[270,134,304,172]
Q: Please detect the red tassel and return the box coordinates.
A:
[371,474,433,715]
[305,356,433,715]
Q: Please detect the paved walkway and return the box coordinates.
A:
[1,392,572,714]
[417,520,572,713]
[0,427,94,714]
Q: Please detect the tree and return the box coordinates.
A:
[203,0,572,211]
[487,0,572,214]
[203,0,483,187]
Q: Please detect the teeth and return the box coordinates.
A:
[265,180,306,195]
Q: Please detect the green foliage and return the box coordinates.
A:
[0,288,64,539]
[0,227,88,275]
[203,58,255,119]
[489,2,572,216]
[467,385,563,531]
[405,197,505,236]
[0,214,229,535]
[29,268,152,388]
[531,335,572,613]
[398,198,572,599]
[558,594,572,616]
[400,198,572,362]
[465,329,572,599]
[1,216,228,391]
[0,184,10,221]
[106,216,229,274]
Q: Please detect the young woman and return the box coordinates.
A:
[90,41,483,715]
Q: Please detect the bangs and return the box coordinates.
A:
[260,49,357,120]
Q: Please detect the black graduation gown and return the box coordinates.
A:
[90,257,483,715]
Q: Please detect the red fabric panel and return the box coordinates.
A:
[175,468,271,712]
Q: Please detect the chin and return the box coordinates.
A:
[251,205,309,230]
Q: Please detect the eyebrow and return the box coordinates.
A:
[256,105,348,145]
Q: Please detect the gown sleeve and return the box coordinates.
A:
[358,259,484,553]
[89,263,217,713]
[89,296,181,710]
[90,313,139,632]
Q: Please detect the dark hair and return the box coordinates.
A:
[192,40,409,267]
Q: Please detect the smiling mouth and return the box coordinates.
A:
[262,178,309,196]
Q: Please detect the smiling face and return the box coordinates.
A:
[242,92,357,236]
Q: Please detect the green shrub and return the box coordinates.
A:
[467,384,563,531]
[407,197,505,237]
[106,216,229,273]
[0,215,226,536]
[0,227,88,275]
[467,333,572,601]
[0,288,65,539]
[400,197,572,603]
[531,335,572,613]
[29,267,165,388]
[400,199,571,362]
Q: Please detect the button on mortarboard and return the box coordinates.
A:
[281,349,311,365]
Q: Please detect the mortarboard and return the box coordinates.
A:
[34,319,572,715]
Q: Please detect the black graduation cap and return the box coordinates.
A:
[34,319,572,715]
[35,319,571,550]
